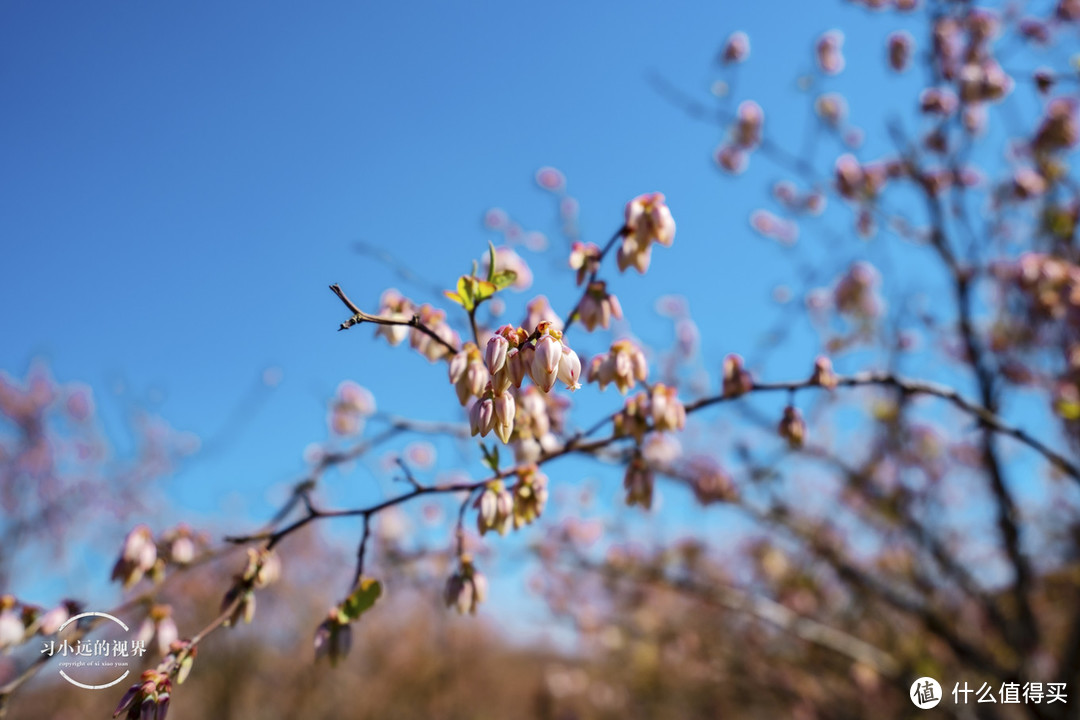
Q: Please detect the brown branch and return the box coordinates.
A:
[329,283,459,355]
[687,371,1080,482]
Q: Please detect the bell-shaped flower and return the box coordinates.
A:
[810,356,838,389]
[618,193,676,274]
[511,466,549,528]
[650,383,687,432]
[313,612,353,667]
[469,397,495,438]
[722,354,753,397]
[623,457,655,510]
[111,525,157,590]
[485,334,509,376]
[373,289,414,346]
[778,405,807,449]
[578,281,624,331]
[474,482,514,536]
[556,345,582,391]
[492,391,516,444]
[531,335,563,392]
[444,555,487,615]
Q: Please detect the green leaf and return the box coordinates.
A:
[474,280,497,301]
[487,241,497,282]
[480,443,500,473]
[444,289,466,306]
[341,577,382,621]
[455,275,475,311]
[491,270,517,290]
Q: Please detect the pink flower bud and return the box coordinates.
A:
[810,356,839,389]
[650,384,687,432]
[778,406,806,448]
[532,336,563,392]
[493,392,516,444]
[887,31,912,72]
[314,613,353,666]
[722,354,753,397]
[721,31,750,64]
[485,335,509,376]
[619,193,676,274]
[469,398,495,438]
[506,348,527,388]
[623,458,655,510]
[816,30,845,75]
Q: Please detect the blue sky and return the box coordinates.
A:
[2,0,1061,634]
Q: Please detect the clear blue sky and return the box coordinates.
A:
[3,0,1051,628]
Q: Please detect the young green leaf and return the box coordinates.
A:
[340,577,382,621]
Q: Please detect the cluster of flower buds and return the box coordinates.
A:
[113,668,171,720]
[444,555,488,615]
[1034,98,1080,154]
[510,386,560,462]
[613,385,686,441]
[778,406,807,449]
[588,339,648,394]
[611,394,648,444]
[328,380,377,435]
[715,102,765,175]
[523,296,563,333]
[623,456,656,510]
[683,456,737,505]
[720,31,750,64]
[519,323,581,393]
[833,262,883,322]
[136,605,179,658]
[568,242,601,285]
[834,155,902,201]
[650,383,687,432]
[474,481,514,536]
[957,60,1012,104]
[1003,253,1080,322]
[887,31,913,72]
[221,548,281,628]
[373,289,414,346]
[510,465,549,529]
[919,87,959,116]
[111,525,160,590]
[0,596,84,650]
[313,611,353,667]
[617,193,676,274]
[450,342,490,405]
[577,281,623,331]
[469,384,516,443]
[159,524,202,566]
[816,30,845,75]
[410,304,460,362]
[810,356,839,389]
[722,354,753,397]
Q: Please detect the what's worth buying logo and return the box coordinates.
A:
[41,611,146,690]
